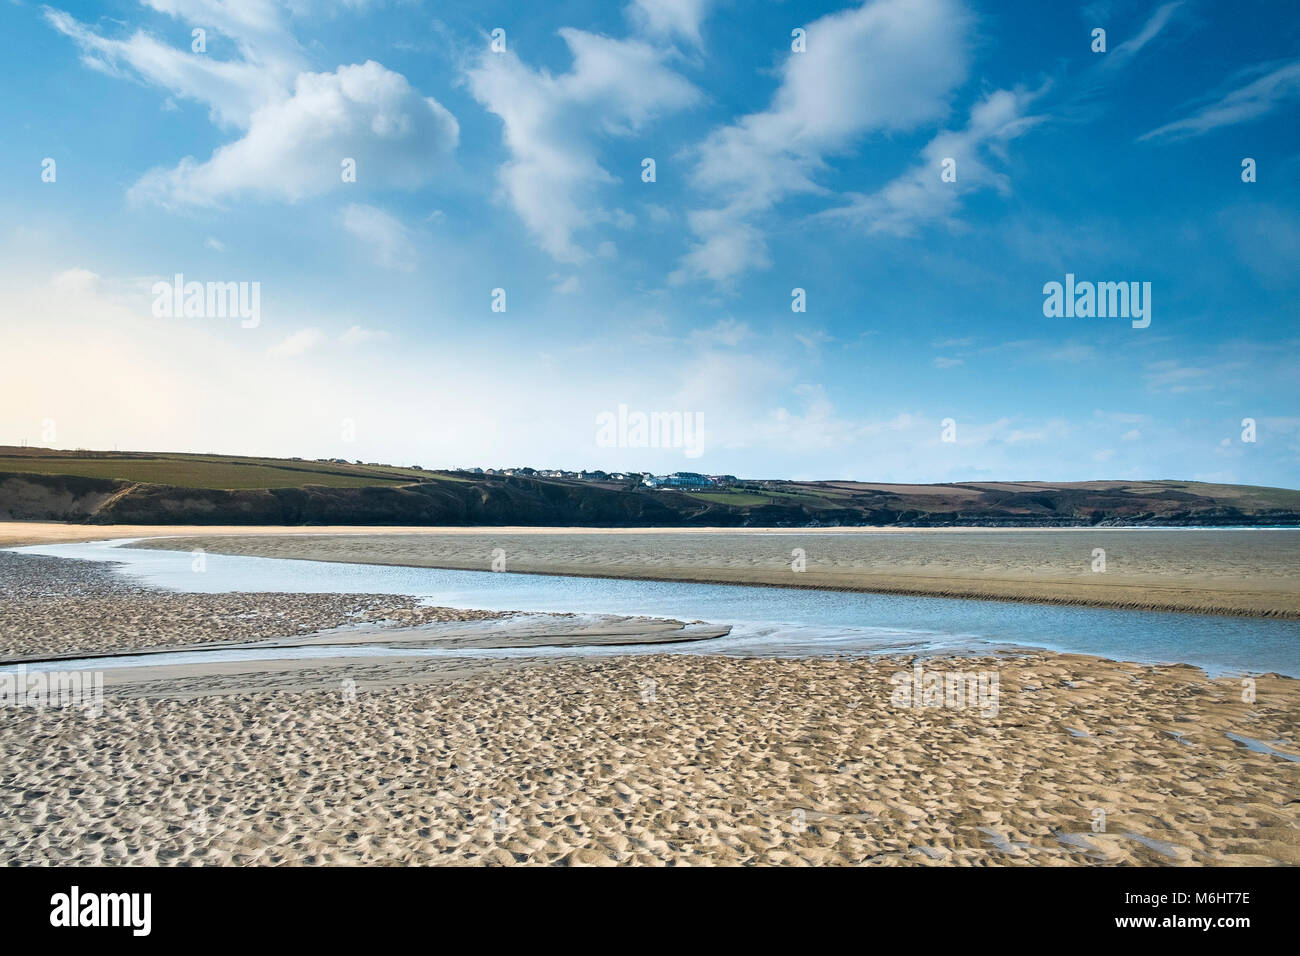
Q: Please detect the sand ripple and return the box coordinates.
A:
[2,654,1294,866]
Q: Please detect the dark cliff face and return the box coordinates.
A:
[2,471,1298,527]
[0,474,125,521]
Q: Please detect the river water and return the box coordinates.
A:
[6,538,1298,677]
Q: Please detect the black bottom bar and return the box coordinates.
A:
[0,865,1284,943]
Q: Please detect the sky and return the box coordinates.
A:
[0,0,1297,484]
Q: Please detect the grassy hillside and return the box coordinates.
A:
[0,447,442,489]
[1,446,1298,526]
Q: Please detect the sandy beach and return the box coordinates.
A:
[105,524,1300,619]
[1,538,1297,866]
[4,648,1297,866]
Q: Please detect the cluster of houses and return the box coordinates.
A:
[643,472,737,488]
[454,467,737,489]
[313,457,742,490]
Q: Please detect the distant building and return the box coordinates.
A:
[666,472,711,487]
[644,472,713,489]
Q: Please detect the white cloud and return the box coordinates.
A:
[1139,59,1300,141]
[48,5,457,206]
[467,27,701,262]
[933,356,963,368]
[49,267,103,298]
[551,274,582,295]
[676,0,972,282]
[339,326,390,347]
[626,0,713,47]
[689,317,751,347]
[645,203,673,225]
[205,237,226,252]
[341,203,417,272]
[131,62,457,206]
[269,327,325,357]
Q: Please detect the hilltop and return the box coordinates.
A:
[2,446,1298,527]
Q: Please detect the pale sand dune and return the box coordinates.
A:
[108,525,1300,618]
[2,654,1296,866]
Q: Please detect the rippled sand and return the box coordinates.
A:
[2,653,1296,866]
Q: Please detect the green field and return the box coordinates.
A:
[0,456,418,490]
[684,491,775,506]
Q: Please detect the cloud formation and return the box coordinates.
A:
[48,3,458,206]
[676,0,972,282]
[467,27,700,263]
[823,87,1042,236]
[626,0,714,46]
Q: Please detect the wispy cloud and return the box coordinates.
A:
[342,203,417,272]
[1101,1,1183,72]
[689,317,752,347]
[1139,59,1300,140]
[1143,358,1212,393]
[339,326,390,347]
[269,327,325,357]
[821,86,1043,236]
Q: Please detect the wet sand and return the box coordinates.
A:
[113,525,1300,619]
[0,551,502,660]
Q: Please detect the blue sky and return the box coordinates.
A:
[1,0,1298,484]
